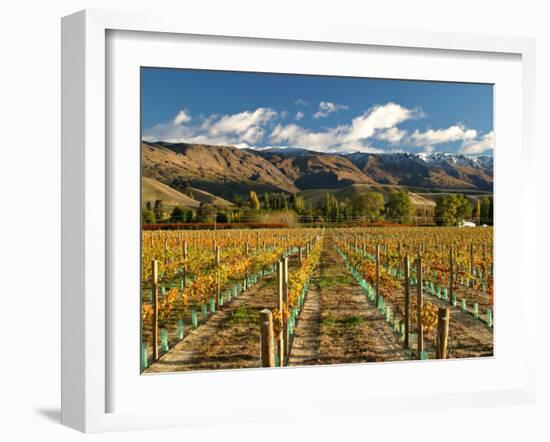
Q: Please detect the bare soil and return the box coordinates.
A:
[310,234,410,365]
[145,255,301,373]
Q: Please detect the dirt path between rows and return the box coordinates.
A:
[289,234,410,366]
[426,295,493,358]
[145,255,300,373]
[287,282,321,366]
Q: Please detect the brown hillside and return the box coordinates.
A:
[142,177,200,210]
[142,142,299,200]
[258,153,377,189]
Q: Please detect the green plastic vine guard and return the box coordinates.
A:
[177,319,184,340]
[161,285,166,296]
[191,309,198,328]
[179,278,184,290]
[201,303,207,320]
[385,305,391,322]
[160,328,168,352]
[420,351,429,360]
[141,342,148,369]
[452,295,457,307]
[461,299,467,312]
[474,303,479,319]
[209,298,215,313]
[486,309,493,327]
[226,288,231,303]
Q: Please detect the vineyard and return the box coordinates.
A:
[141,226,493,373]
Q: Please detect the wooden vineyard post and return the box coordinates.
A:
[436,307,450,359]
[260,309,275,367]
[449,243,454,303]
[375,244,380,305]
[404,255,410,349]
[276,260,284,367]
[416,258,424,358]
[182,240,188,288]
[469,243,474,274]
[282,256,289,363]
[216,246,221,309]
[152,259,159,361]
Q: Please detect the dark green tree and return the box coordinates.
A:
[352,191,385,221]
[153,200,164,222]
[479,196,493,224]
[196,203,217,222]
[142,207,156,224]
[263,193,271,210]
[435,194,473,226]
[386,191,414,224]
[216,211,230,223]
[169,206,187,223]
[324,193,340,222]
[291,194,305,213]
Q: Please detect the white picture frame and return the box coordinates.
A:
[61,9,537,433]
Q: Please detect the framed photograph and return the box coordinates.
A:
[61,9,537,432]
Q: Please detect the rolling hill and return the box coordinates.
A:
[179,187,233,207]
[141,142,493,205]
[142,177,200,210]
[142,142,298,200]
[255,150,377,189]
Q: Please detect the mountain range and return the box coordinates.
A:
[142,141,493,207]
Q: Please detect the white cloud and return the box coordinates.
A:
[269,102,423,153]
[144,102,490,157]
[295,98,308,106]
[209,108,277,135]
[143,107,277,146]
[173,109,191,125]
[376,127,407,144]
[411,125,477,146]
[460,131,494,154]
[313,101,349,119]
[270,123,346,152]
[344,103,420,142]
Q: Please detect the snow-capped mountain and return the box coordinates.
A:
[144,141,493,195]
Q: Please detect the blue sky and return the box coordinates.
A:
[141,68,494,156]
